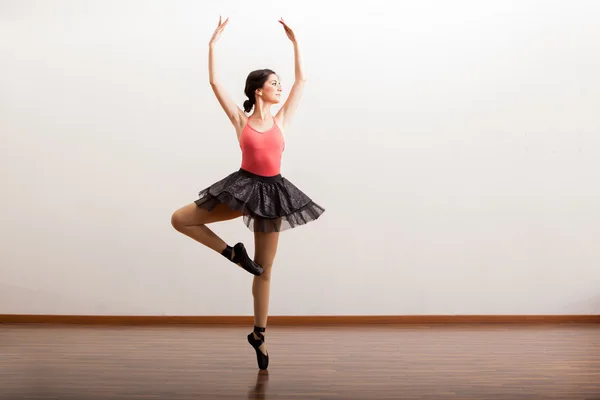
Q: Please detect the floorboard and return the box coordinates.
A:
[1,323,599,399]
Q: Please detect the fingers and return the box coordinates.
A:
[278,18,292,33]
[218,15,229,27]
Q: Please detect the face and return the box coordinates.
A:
[257,74,282,104]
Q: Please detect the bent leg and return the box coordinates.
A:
[171,203,242,253]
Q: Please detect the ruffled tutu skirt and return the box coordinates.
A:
[194,168,325,233]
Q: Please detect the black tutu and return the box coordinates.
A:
[194,168,325,233]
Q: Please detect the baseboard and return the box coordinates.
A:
[1,314,598,325]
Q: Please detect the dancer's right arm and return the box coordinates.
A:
[208,17,246,132]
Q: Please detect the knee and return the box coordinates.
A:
[253,267,272,296]
[170,210,185,231]
[258,265,273,281]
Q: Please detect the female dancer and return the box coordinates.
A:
[171,16,325,370]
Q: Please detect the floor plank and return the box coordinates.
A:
[1,323,599,399]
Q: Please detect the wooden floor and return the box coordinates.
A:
[1,323,599,399]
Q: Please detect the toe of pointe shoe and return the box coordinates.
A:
[248,333,269,370]
[234,243,264,276]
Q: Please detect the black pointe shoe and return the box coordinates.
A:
[227,243,263,276]
[247,326,269,370]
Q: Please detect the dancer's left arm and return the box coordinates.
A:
[276,18,306,131]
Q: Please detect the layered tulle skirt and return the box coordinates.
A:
[194,168,325,233]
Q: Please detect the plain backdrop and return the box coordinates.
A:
[1,0,599,316]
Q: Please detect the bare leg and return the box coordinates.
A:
[251,225,281,356]
[171,203,242,254]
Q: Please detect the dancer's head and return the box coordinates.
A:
[243,69,281,113]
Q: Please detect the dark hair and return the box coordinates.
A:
[243,69,277,113]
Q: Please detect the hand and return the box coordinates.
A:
[209,16,229,46]
[278,18,296,43]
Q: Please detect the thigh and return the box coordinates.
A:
[254,230,280,270]
[172,203,243,226]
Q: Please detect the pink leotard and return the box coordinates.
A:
[239,119,285,176]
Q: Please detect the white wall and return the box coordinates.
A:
[1,0,599,316]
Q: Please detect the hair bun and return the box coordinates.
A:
[243,99,254,113]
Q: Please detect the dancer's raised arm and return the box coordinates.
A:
[208,16,246,131]
[275,18,306,130]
